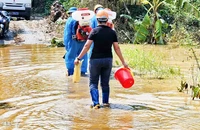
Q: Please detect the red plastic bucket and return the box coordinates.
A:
[114,67,134,88]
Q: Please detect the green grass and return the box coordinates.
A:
[114,45,180,79]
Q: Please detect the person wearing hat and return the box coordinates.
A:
[91,4,104,28]
[74,10,128,109]
[63,7,77,50]
[63,7,88,76]
[88,4,104,59]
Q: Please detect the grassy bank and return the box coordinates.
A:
[113,44,181,79]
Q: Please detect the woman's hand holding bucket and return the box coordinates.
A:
[122,62,128,68]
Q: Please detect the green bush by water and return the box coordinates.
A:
[122,48,180,79]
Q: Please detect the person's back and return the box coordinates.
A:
[90,25,117,59]
[63,16,76,50]
[88,4,104,58]
[74,10,128,109]
[64,7,89,76]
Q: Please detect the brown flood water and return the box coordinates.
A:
[0,44,200,130]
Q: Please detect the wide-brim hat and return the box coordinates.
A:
[67,7,77,14]
[94,4,103,13]
[96,10,108,22]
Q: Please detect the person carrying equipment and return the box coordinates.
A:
[72,8,94,42]
[91,4,104,28]
[104,8,116,30]
[63,7,89,76]
[63,7,77,51]
[88,4,104,58]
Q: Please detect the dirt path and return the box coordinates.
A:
[0,19,53,45]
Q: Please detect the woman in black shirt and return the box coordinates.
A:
[74,10,128,109]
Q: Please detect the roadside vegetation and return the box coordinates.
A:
[33,0,199,45]
[31,0,199,79]
[113,44,181,79]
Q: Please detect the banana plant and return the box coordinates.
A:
[132,0,165,44]
[132,0,200,44]
[133,13,151,44]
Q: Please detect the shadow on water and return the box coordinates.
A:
[0,102,12,109]
[109,103,156,111]
[130,104,156,111]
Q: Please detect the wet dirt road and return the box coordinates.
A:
[0,19,51,45]
[1,43,200,130]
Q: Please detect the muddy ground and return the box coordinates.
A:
[0,18,63,45]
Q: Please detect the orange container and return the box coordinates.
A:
[114,67,134,88]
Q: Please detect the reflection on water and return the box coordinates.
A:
[0,44,200,129]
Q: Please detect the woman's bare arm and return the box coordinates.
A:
[113,42,128,68]
[74,39,93,64]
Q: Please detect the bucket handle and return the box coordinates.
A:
[124,67,134,77]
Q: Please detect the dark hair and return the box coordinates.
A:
[98,21,107,24]
[97,18,108,24]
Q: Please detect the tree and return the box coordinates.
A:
[126,0,200,44]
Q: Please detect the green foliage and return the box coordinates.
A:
[61,0,89,11]
[45,0,54,15]
[169,24,195,45]
[155,19,164,44]
[123,0,200,44]
[120,14,135,22]
[127,0,167,44]
[127,4,147,20]
[177,80,188,92]
[133,14,151,44]
[164,0,200,20]
[191,85,200,100]
[32,0,55,15]
[168,5,200,45]
[61,0,79,10]
[32,0,199,45]
[33,0,89,15]
[123,48,180,78]
[182,2,200,19]
[50,37,64,47]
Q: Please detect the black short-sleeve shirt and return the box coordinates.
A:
[88,25,118,59]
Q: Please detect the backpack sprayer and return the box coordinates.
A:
[72,8,94,42]
[104,8,117,29]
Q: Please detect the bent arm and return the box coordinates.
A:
[77,40,93,59]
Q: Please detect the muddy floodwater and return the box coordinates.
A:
[1,44,200,130]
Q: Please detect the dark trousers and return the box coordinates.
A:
[89,58,113,106]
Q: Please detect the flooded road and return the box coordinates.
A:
[1,44,200,130]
